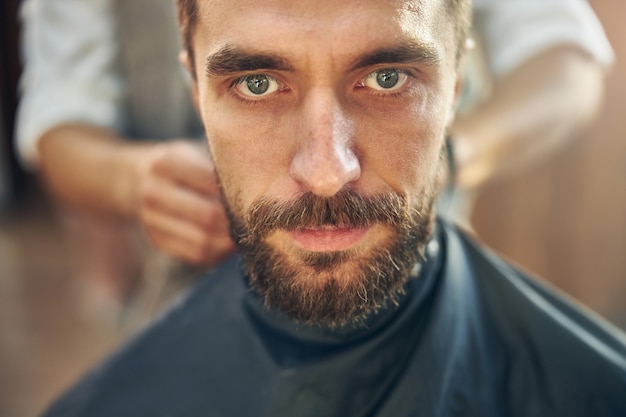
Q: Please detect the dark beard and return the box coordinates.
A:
[225,189,436,328]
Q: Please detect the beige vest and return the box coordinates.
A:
[113,0,203,141]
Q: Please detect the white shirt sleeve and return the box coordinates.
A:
[472,0,615,77]
[15,0,125,170]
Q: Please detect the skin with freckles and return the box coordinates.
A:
[184,0,463,326]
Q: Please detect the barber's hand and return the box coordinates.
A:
[135,141,235,266]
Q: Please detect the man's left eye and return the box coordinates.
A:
[234,74,281,97]
[362,69,408,91]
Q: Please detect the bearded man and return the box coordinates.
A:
[42,0,626,416]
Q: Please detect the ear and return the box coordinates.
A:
[453,71,463,109]
[452,37,473,109]
[446,36,473,128]
[443,72,463,129]
[179,50,201,114]
[450,71,464,138]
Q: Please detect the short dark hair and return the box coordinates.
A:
[176,0,199,72]
[176,0,471,75]
[445,0,472,62]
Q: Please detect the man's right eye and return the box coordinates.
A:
[233,74,281,97]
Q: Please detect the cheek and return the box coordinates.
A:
[201,97,296,206]
[360,94,447,194]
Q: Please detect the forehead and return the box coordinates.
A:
[193,0,456,68]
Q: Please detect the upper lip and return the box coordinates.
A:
[298,224,352,231]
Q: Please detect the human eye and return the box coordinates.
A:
[361,68,409,92]
[232,74,281,97]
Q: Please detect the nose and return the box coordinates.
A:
[290,88,361,197]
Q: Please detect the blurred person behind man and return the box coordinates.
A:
[15,0,613,315]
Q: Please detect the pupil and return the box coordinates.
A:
[246,75,269,95]
[376,70,399,89]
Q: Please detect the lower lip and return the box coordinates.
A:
[286,227,369,252]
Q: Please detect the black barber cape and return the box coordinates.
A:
[43,220,626,417]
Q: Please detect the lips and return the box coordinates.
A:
[286,226,370,252]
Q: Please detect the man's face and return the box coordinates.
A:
[189,0,461,327]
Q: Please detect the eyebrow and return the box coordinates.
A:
[350,41,441,71]
[204,40,440,78]
[205,45,294,77]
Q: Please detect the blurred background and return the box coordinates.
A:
[0,1,625,416]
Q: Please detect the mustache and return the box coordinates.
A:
[235,189,412,245]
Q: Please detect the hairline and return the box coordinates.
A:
[176,0,471,78]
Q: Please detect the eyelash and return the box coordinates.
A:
[226,68,417,104]
[227,74,284,105]
[358,68,415,96]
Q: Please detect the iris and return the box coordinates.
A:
[376,69,400,89]
[245,74,270,95]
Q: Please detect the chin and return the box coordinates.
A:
[244,227,426,328]
[224,188,438,327]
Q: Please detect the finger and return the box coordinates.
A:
[154,142,221,196]
[142,202,209,243]
[141,202,233,253]
[142,177,227,230]
[197,234,237,266]
[148,229,207,265]
[148,226,236,266]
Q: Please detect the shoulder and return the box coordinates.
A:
[42,255,254,417]
[442,222,626,416]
